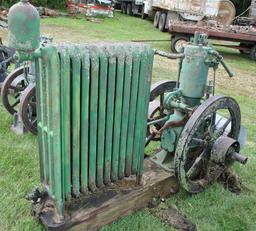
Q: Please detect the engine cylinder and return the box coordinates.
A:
[8,0,40,60]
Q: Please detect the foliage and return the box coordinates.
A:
[3,0,66,9]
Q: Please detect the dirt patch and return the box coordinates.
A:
[149,202,197,231]
[218,169,254,194]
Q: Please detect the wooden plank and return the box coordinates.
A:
[37,159,179,231]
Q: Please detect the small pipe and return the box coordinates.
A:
[147,116,169,126]
[231,152,248,165]
[154,49,185,59]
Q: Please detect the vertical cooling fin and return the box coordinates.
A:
[36,43,154,215]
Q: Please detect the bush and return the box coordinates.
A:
[3,0,66,9]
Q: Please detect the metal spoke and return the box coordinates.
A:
[186,150,206,179]
[32,119,37,126]
[11,99,20,108]
[191,138,207,147]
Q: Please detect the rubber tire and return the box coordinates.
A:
[171,35,189,53]
[239,43,251,54]
[141,5,147,19]
[121,3,126,14]
[126,3,133,16]
[158,13,167,32]
[153,11,160,28]
[250,45,256,61]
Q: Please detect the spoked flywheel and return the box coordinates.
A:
[1,66,29,114]
[19,83,37,135]
[174,95,247,193]
[146,80,177,146]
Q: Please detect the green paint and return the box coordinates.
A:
[104,54,116,184]
[60,48,71,199]
[97,51,108,187]
[132,50,147,174]
[118,48,133,179]
[89,49,99,191]
[80,47,90,192]
[8,1,40,61]
[71,47,81,196]
[125,50,140,176]
[112,47,125,181]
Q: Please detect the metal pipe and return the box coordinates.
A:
[154,49,185,59]
[147,116,169,126]
[231,152,248,165]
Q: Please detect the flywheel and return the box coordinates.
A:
[174,95,242,193]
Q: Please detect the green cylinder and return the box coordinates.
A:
[179,44,211,101]
[8,0,40,60]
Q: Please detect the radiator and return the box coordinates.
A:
[35,43,154,214]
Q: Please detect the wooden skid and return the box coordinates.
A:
[35,159,179,231]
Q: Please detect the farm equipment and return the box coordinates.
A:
[8,0,248,230]
[1,37,51,135]
[0,38,15,88]
[168,21,256,60]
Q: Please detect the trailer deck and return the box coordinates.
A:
[169,22,256,60]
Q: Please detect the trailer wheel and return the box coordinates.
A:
[171,35,189,53]
[158,13,167,32]
[239,43,251,54]
[141,5,147,19]
[154,11,160,28]
[250,45,256,61]
[121,3,126,14]
[126,3,133,16]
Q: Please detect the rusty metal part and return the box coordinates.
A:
[146,80,176,146]
[158,114,189,134]
[211,136,248,165]
[1,66,29,115]
[154,49,185,59]
[169,21,256,43]
[19,83,37,135]
[174,95,241,193]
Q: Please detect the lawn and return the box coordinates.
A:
[0,12,255,231]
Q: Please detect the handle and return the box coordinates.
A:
[220,59,234,78]
[209,50,234,78]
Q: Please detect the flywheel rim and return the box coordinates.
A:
[174,95,241,193]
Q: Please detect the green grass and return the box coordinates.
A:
[0,12,255,231]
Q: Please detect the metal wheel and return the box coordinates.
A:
[175,96,241,193]
[20,83,37,135]
[153,11,160,28]
[250,45,256,61]
[171,35,189,53]
[121,3,126,14]
[141,5,147,19]
[126,3,133,16]
[1,66,29,115]
[146,80,177,146]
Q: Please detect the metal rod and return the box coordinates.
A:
[154,49,185,59]
[231,152,248,165]
[147,116,169,126]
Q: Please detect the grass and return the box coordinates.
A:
[0,12,255,231]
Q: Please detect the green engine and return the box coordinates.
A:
[149,32,247,193]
